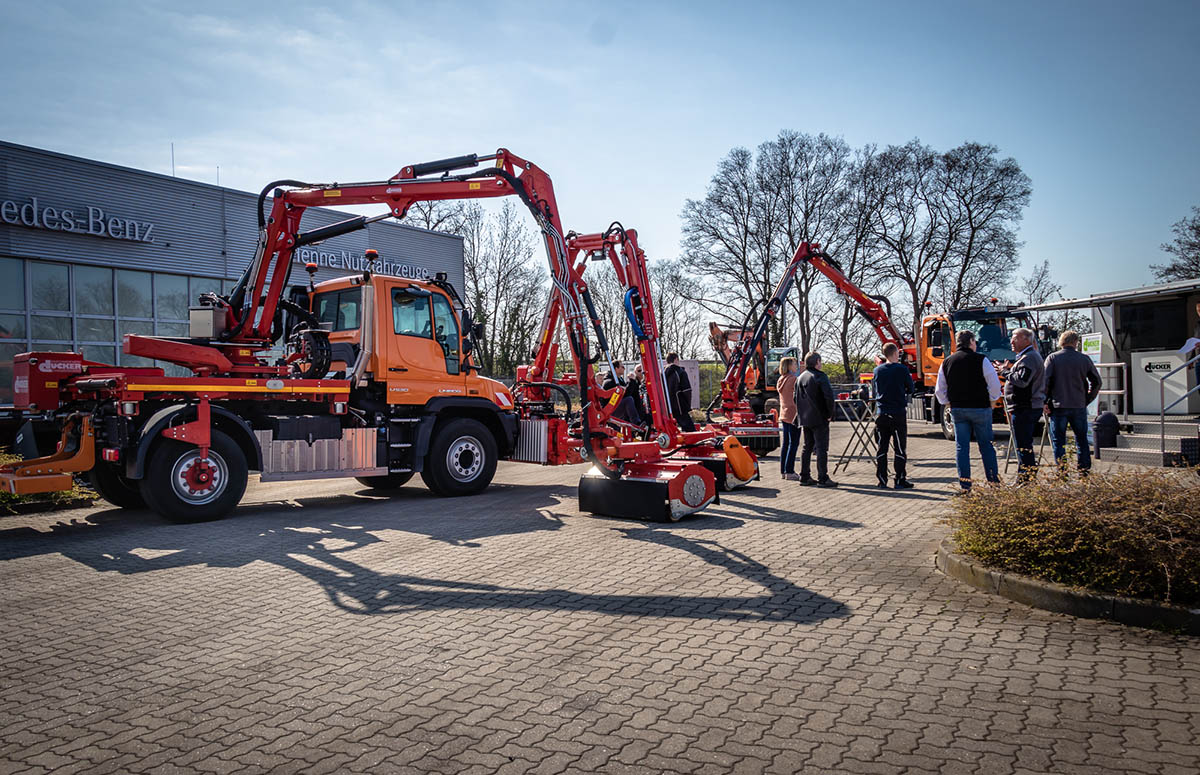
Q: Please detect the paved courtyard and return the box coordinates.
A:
[1,428,1197,774]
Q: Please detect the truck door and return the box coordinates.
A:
[385,286,465,405]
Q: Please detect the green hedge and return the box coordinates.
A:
[947,467,1200,606]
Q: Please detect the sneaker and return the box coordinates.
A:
[817,478,839,488]
[798,477,817,487]
[894,479,914,490]
[876,479,890,489]
[782,473,801,481]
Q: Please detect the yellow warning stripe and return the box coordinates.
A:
[125,383,348,394]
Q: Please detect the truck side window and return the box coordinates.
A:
[431,294,460,375]
[392,290,432,338]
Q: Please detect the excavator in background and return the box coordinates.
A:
[1,149,750,522]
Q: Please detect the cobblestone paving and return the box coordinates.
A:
[1,428,1197,774]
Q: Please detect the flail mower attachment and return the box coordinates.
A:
[578,459,718,523]
[670,434,760,491]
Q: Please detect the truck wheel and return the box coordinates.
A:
[420,418,497,497]
[939,403,956,441]
[139,430,248,523]
[88,463,146,509]
[355,472,414,490]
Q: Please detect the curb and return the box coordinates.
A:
[935,538,1200,635]
[0,496,96,516]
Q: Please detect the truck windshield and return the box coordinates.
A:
[953,316,1025,362]
[312,288,360,331]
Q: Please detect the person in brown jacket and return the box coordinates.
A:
[776,356,801,480]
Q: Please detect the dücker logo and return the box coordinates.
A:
[0,196,156,243]
[1144,361,1173,373]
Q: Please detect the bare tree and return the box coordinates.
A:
[404,200,469,234]
[680,147,766,324]
[1016,259,1091,335]
[871,140,1030,331]
[650,259,707,358]
[1152,206,1200,281]
[934,142,1030,310]
[459,201,547,377]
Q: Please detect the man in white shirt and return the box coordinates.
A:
[934,330,1003,490]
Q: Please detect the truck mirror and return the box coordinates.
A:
[472,322,485,340]
[929,330,942,347]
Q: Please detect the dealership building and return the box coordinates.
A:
[0,140,465,401]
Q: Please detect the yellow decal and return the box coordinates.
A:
[239,350,252,356]
[245,380,258,386]
[607,391,620,407]
[469,182,481,190]
[45,381,56,388]
[324,189,342,198]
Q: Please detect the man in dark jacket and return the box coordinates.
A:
[872,342,915,489]
[795,351,837,487]
[1002,327,1046,482]
[1044,330,1102,472]
[664,353,696,432]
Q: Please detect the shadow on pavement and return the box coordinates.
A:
[0,485,849,625]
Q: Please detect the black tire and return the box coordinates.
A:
[939,402,956,441]
[420,418,497,497]
[355,472,414,490]
[139,430,248,523]
[88,463,146,509]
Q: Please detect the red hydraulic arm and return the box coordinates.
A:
[714,242,908,418]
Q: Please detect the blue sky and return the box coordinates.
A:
[1,0,1197,299]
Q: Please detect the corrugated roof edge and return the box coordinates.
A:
[1017,277,1200,312]
[0,138,465,242]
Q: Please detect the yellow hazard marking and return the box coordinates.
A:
[324,189,341,197]
[469,182,481,190]
[125,383,348,395]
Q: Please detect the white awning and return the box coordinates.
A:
[1018,278,1200,312]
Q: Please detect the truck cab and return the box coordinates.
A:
[308,274,513,412]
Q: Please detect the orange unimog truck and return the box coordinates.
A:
[2,150,747,523]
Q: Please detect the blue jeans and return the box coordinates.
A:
[950,407,999,489]
[1050,407,1091,471]
[780,422,800,475]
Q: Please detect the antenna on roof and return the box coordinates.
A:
[171,142,175,177]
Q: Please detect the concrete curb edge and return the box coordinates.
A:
[935,537,1200,635]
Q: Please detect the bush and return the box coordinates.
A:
[947,467,1200,605]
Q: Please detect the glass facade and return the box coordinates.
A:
[0,257,228,401]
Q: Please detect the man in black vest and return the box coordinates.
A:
[934,330,1003,490]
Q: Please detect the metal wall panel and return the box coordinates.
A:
[0,141,465,294]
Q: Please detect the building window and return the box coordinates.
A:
[31,262,70,311]
[0,258,23,310]
[117,270,153,318]
[75,265,114,315]
[155,273,189,320]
